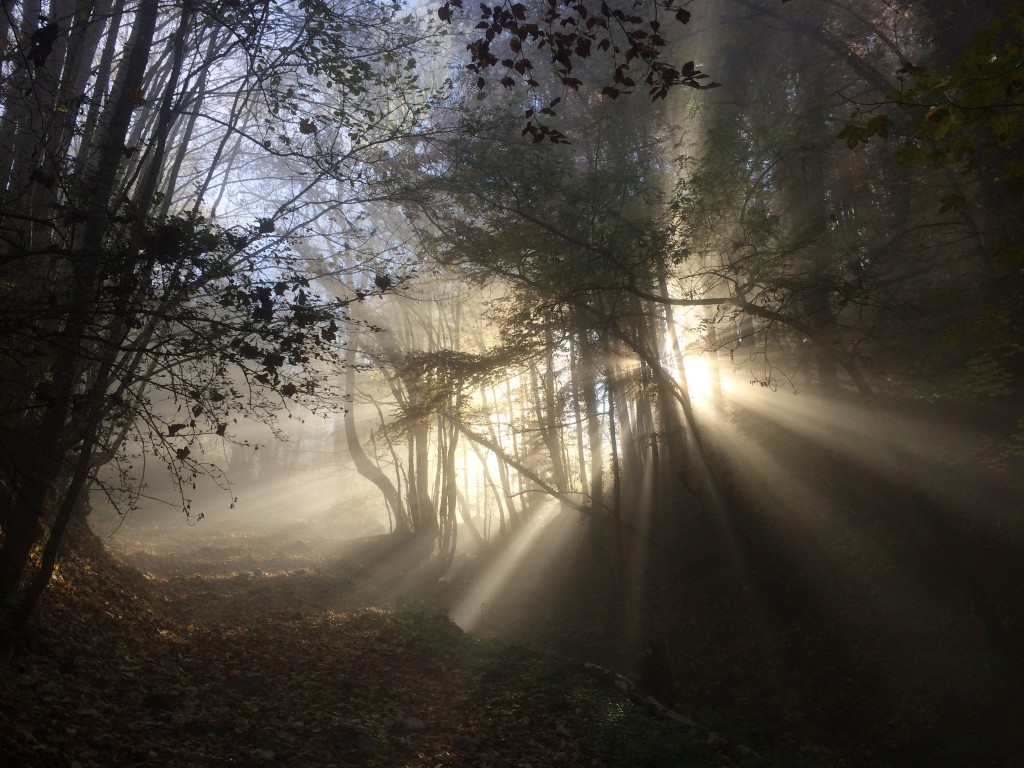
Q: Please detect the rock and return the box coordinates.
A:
[391,716,427,735]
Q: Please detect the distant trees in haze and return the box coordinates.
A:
[346,0,1023,563]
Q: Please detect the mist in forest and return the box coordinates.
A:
[3,0,1024,764]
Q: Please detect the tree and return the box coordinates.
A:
[381,72,719,551]
[358,0,1024,579]
[0,0,441,625]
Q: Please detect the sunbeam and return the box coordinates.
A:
[449,500,571,632]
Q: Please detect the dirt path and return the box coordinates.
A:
[2,523,728,768]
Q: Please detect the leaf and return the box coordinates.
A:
[867,114,894,138]
[168,424,188,436]
[838,124,865,149]
[675,8,690,23]
[263,352,286,370]
[298,117,317,134]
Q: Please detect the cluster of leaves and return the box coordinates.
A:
[436,0,735,142]
[71,211,354,518]
[211,0,434,159]
[840,12,1024,211]
[119,215,341,385]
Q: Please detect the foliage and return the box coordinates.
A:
[840,11,1024,206]
[0,0,446,616]
[436,0,788,141]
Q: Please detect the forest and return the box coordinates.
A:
[1,0,1022,764]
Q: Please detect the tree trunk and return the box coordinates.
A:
[342,346,408,533]
[578,329,604,509]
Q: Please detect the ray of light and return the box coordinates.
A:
[449,499,572,632]
[719,382,1024,530]
[702,405,975,658]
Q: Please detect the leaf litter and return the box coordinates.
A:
[1,521,740,768]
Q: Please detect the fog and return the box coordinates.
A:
[3,0,1020,763]
[88,407,390,573]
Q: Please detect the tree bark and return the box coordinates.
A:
[342,345,409,533]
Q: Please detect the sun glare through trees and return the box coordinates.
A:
[2,0,1023,766]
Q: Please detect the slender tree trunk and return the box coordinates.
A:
[780,1,836,389]
[570,339,590,494]
[467,438,505,536]
[0,0,43,221]
[73,0,127,178]
[606,367,621,517]
[131,4,193,212]
[578,329,603,509]
[11,425,96,629]
[538,334,568,490]
[159,28,223,215]
[478,384,519,527]
[437,417,459,566]
[341,346,409,533]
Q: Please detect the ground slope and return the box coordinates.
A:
[0,522,749,768]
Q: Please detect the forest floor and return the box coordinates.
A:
[3,470,1022,768]
[0,519,773,768]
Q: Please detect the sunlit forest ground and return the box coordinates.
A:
[68,383,1024,768]
[6,519,728,767]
